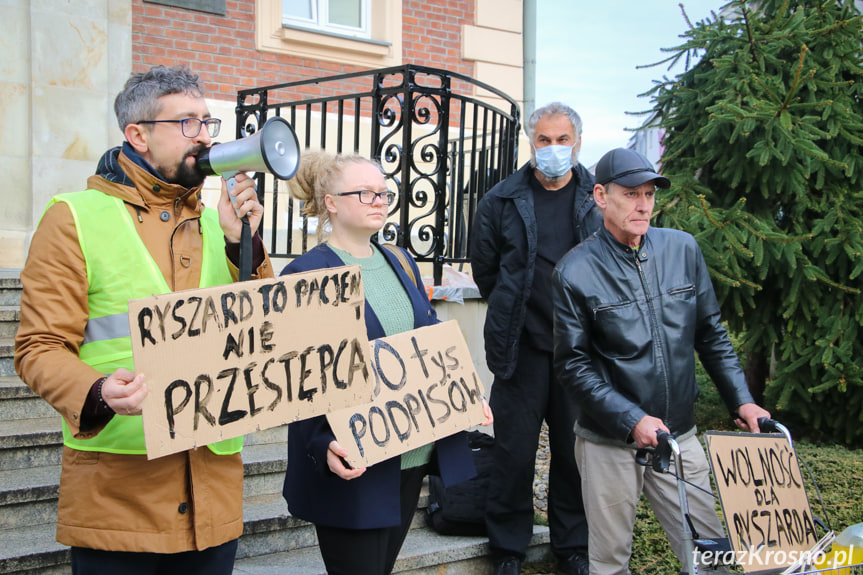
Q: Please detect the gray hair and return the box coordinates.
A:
[114,65,205,131]
[525,102,583,141]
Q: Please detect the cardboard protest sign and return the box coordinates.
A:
[327,320,487,468]
[129,266,373,459]
[704,431,819,573]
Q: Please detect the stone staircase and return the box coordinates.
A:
[0,268,551,574]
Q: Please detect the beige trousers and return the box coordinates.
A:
[574,434,726,575]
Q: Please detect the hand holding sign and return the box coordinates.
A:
[326,440,367,480]
[480,398,493,427]
[101,369,148,416]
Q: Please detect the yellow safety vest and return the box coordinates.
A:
[49,189,243,455]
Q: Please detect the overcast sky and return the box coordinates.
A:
[535,1,721,167]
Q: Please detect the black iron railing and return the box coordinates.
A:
[235,64,521,285]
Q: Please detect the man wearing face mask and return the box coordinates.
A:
[471,102,601,575]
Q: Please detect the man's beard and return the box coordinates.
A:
[167,145,208,189]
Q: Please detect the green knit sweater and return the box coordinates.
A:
[330,244,434,470]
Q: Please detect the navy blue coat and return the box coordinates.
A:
[281,242,476,529]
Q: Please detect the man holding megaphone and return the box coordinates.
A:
[15,65,280,574]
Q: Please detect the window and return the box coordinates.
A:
[256,0,402,69]
[283,0,370,39]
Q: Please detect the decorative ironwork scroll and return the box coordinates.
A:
[236,64,521,285]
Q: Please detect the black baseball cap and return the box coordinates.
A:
[595,148,670,189]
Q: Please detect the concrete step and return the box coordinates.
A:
[0,338,14,377]
[0,376,56,421]
[0,416,62,471]
[0,464,60,529]
[0,436,292,574]
[0,375,34,400]
[0,439,288,515]
[239,483,431,562]
[0,270,22,307]
[0,490,309,574]
[0,522,69,575]
[241,442,287,498]
[0,307,19,338]
[237,492,315,560]
[0,424,542,573]
[232,524,552,575]
[0,463,498,574]
[0,501,548,575]
[0,441,433,540]
[245,425,288,446]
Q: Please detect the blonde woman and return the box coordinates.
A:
[280,151,492,575]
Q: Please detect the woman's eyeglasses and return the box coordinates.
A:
[335,190,397,205]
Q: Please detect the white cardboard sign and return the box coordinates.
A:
[327,320,487,468]
[129,266,373,459]
[704,431,819,573]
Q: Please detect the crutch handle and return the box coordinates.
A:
[652,430,674,473]
[757,417,780,433]
[635,430,675,473]
[757,417,794,448]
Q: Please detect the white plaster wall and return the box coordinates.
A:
[0,0,131,268]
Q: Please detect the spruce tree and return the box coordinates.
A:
[644,0,863,444]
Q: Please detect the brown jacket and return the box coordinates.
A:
[15,149,273,552]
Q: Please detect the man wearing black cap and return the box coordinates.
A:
[551,148,770,575]
[471,102,599,575]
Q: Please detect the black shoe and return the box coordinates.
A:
[493,556,521,575]
[558,552,589,575]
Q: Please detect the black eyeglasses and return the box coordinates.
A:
[137,118,221,138]
[335,190,397,205]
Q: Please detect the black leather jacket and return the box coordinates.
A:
[471,162,602,379]
[552,225,754,444]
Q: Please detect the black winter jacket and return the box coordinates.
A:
[471,162,601,379]
[552,226,754,444]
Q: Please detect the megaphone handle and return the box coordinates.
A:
[223,170,241,216]
[239,218,252,282]
[221,170,252,281]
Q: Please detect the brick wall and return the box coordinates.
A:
[402,0,473,76]
[132,0,475,104]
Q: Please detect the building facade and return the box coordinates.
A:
[2,0,527,268]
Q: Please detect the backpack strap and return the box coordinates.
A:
[381,243,417,286]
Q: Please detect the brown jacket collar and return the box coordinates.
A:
[85,149,203,215]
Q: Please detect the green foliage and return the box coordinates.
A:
[695,369,739,432]
[644,0,863,445]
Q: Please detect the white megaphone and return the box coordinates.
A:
[196,116,300,281]
[197,116,301,188]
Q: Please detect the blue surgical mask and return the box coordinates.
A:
[534,145,573,178]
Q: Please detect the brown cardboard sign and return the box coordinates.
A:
[327,320,487,468]
[129,266,373,459]
[704,431,819,573]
